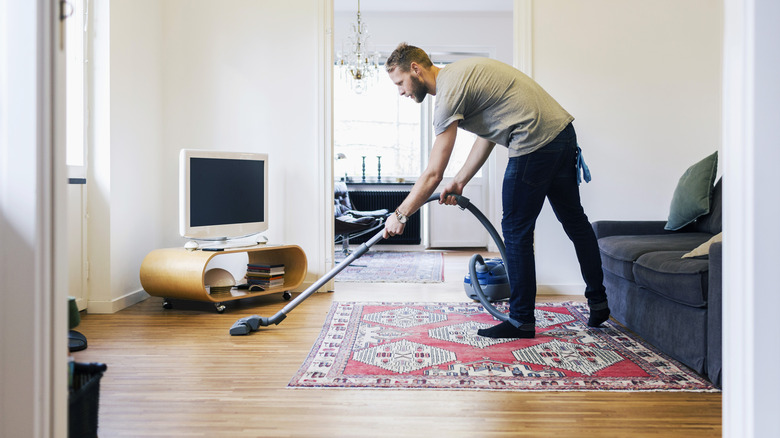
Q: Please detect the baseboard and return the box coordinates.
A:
[87,288,150,314]
[86,281,327,314]
[537,284,586,296]
[297,277,332,293]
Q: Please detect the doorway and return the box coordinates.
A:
[331,0,514,251]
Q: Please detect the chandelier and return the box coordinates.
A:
[337,0,380,94]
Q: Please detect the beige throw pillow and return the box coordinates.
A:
[682,232,723,258]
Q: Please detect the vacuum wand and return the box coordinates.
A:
[259,228,386,326]
[230,194,440,335]
[229,192,509,335]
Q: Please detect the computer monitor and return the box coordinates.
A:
[179,149,268,242]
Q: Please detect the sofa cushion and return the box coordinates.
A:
[633,251,710,307]
[665,151,718,231]
[598,233,713,281]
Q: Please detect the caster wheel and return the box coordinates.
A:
[215,303,226,313]
[162,299,173,310]
[283,292,292,301]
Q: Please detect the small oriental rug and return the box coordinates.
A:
[334,251,444,283]
[289,301,719,392]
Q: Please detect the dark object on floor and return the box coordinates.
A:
[592,178,722,386]
[69,362,107,438]
[68,296,88,352]
[68,330,88,352]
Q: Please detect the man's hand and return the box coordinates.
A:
[439,136,494,206]
[440,181,464,206]
[383,213,405,239]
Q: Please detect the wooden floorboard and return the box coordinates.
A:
[72,250,721,437]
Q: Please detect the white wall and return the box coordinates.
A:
[85,0,166,312]
[531,0,723,292]
[86,0,331,312]
[159,0,329,285]
[335,10,514,63]
[160,0,321,245]
[110,0,166,298]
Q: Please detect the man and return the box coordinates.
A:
[382,43,609,339]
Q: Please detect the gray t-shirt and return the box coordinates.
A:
[433,58,574,157]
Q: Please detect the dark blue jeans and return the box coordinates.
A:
[501,123,607,327]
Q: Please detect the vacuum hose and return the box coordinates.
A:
[444,194,511,323]
[229,192,509,334]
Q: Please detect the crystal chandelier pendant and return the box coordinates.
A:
[337,0,379,94]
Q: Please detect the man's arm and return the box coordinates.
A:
[384,122,458,238]
[440,136,495,205]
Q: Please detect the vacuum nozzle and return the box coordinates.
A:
[229,315,261,335]
[229,313,287,335]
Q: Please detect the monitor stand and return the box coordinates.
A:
[187,233,268,251]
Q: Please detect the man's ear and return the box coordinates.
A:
[409,61,420,76]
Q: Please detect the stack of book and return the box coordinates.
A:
[245,263,285,290]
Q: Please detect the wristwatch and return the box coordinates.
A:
[395,209,408,224]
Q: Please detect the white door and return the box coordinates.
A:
[428,129,489,248]
[428,177,489,248]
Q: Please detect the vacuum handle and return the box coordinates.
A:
[370,193,442,246]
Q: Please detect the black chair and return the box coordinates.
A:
[334,182,390,255]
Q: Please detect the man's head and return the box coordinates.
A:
[385,43,433,74]
[386,43,435,103]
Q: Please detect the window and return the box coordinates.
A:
[334,53,487,183]
[65,0,87,181]
[334,72,421,181]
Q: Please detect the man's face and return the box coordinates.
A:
[388,66,428,103]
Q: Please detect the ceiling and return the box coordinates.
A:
[334,0,513,13]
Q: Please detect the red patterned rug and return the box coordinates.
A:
[289,302,719,392]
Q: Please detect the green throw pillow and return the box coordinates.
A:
[665,151,718,231]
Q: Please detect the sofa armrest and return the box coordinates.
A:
[706,241,722,387]
[592,220,672,239]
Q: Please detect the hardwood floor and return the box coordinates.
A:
[72,251,721,437]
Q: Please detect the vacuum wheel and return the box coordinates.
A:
[283,292,292,301]
[215,303,226,313]
[162,299,173,310]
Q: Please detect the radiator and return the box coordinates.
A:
[348,190,421,245]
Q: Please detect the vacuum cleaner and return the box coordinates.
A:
[463,258,510,302]
[230,193,511,335]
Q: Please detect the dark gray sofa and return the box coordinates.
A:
[592,179,722,386]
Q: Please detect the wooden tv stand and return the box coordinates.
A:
[139,244,307,313]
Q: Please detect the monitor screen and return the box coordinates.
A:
[189,158,264,227]
[179,149,268,240]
